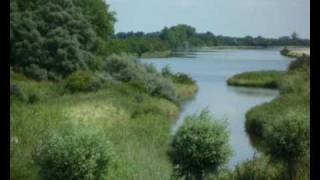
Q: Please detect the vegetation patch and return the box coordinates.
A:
[169,110,232,179]
[244,55,310,179]
[227,70,286,88]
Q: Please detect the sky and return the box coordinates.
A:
[107,0,310,39]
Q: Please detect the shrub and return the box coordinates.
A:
[169,109,232,179]
[233,156,284,180]
[161,65,174,78]
[280,47,290,56]
[28,93,40,104]
[10,84,28,102]
[64,70,101,93]
[145,74,177,103]
[263,112,309,179]
[34,126,114,180]
[172,73,195,84]
[24,64,48,81]
[103,55,144,82]
[288,54,310,71]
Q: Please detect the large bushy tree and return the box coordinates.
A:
[10,0,115,79]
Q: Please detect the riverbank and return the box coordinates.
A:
[227,55,310,179]
[281,47,310,58]
[10,71,198,179]
[140,46,310,59]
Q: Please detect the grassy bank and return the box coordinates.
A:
[227,55,310,179]
[227,70,286,88]
[141,50,172,58]
[281,47,310,58]
[10,72,197,179]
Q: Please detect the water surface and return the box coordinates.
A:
[142,48,293,168]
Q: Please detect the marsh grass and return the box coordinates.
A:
[227,70,286,88]
[10,72,197,180]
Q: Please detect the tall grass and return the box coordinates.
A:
[10,71,197,179]
[227,70,286,88]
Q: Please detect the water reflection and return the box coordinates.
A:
[227,86,279,97]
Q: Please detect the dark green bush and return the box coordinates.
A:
[233,156,284,180]
[28,93,40,104]
[10,84,28,102]
[161,65,174,78]
[64,70,101,93]
[263,113,309,179]
[172,73,195,84]
[103,55,144,82]
[35,126,114,180]
[24,64,48,81]
[169,109,232,179]
[288,54,310,71]
[145,74,177,103]
[280,47,290,56]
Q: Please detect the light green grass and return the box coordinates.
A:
[10,73,197,180]
[227,70,286,88]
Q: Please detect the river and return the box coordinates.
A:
[142,48,293,168]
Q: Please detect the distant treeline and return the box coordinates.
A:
[114,24,309,52]
[10,0,310,80]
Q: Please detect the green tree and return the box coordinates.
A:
[10,0,102,77]
[73,0,116,41]
[169,110,232,180]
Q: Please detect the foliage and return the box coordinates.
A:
[34,126,114,180]
[144,74,177,103]
[10,84,28,102]
[244,55,310,179]
[169,110,232,179]
[103,54,144,82]
[102,55,180,103]
[10,0,115,78]
[172,73,195,84]
[24,64,48,81]
[280,47,290,56]
[161,65,174,78]
[64,70,101,93]
[233,155,285,180]
[28,93,40,104]
[288,54,310,71]
[73,0,116,41]
[227,70,286,88]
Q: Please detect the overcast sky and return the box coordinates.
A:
[107,0,310,39]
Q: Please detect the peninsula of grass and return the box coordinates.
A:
[227,70,286,89]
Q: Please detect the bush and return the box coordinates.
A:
[233,156,284,180]
[288,55,310,71]
[28,93,40,104]
[280,47,290,56]
[24,64,48,81]
[169,109,232,179]
[263,113,309,179]
[172,73,195,84]
[161,65,174,78]
[10,84,28,102]
[64,70,101,93]
[103,55,145,82]
[34,126,114,180]
[145,74,177,103]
